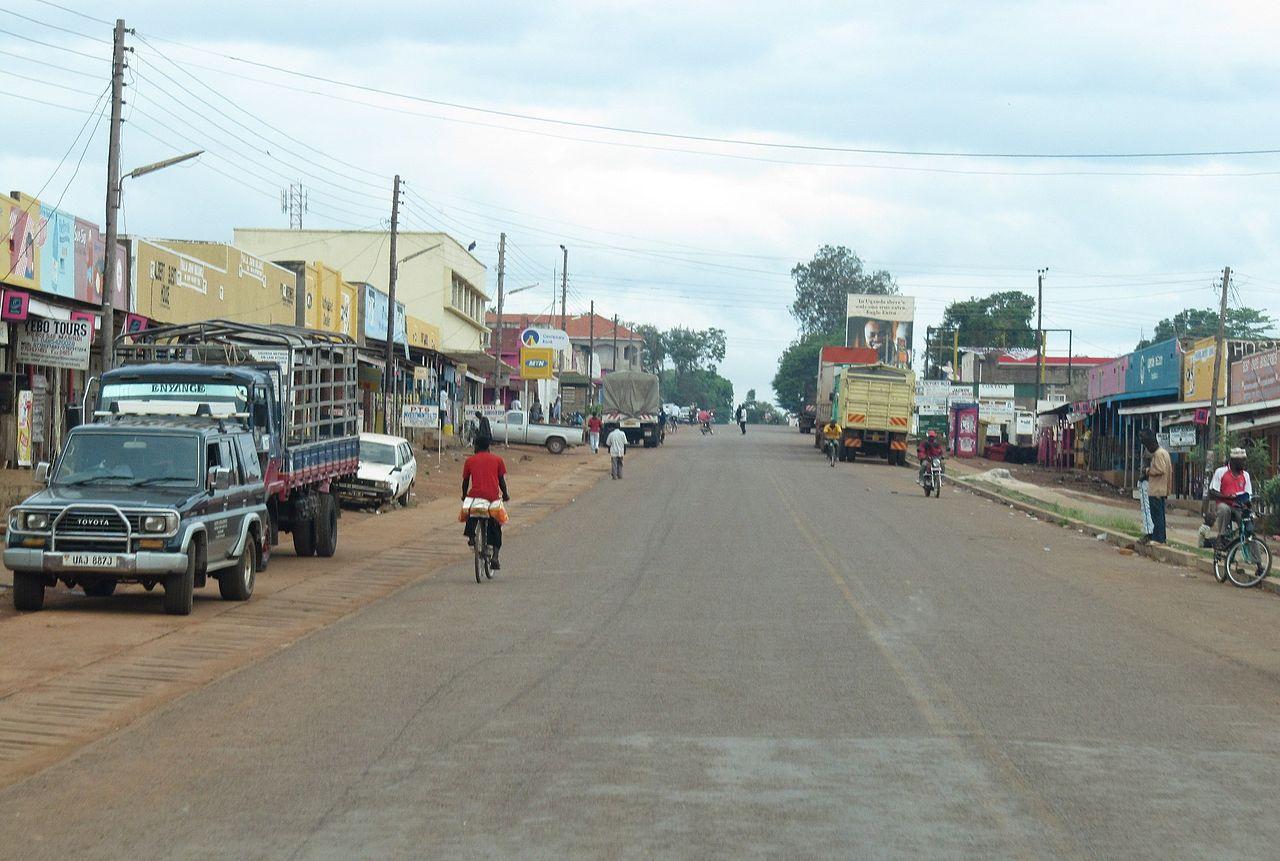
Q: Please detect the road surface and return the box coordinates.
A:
[4,427,1279,858]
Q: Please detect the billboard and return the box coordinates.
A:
[303,262,357,338]
[1230,347,1280,405]
[362,283,407,346]
[520,347,554,380]
[14,317,92,370]
[519,327,571,352]
[846,294,914,367]
[1125,338,1181,395]
[0,194,126,306]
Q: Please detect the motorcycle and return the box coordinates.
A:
[921,457,943,497]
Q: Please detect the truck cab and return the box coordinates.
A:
[5,417,269,615]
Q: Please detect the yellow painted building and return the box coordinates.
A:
[129,239,297,326]
[232,229,488,352]
[406,314,441,352]
[301,262,358,338]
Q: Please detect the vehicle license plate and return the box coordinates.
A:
[63,553,122,569]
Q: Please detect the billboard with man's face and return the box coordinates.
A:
[846,294,915,367]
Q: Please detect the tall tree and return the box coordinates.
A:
[941,291,1037,348]
[788,245,897,338]
[772,327,842,413]
[664,326,727,375]
[661,368,733,417]
[1136,306,1276,350]
[630,323,666,373]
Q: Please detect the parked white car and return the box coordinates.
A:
[336,433,417,507]
[487,410,584,454]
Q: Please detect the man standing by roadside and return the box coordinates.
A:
[606,425,628,479]
[587,412,603,454]
[1139,430,1171,544]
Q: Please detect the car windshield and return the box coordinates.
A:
[361,441,398,466]
[54,433,201,487]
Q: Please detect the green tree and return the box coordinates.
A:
[630,323,665,373]
[664,326,726,375]
[771,327,842,413]
[788,245,897,338]
[941,291,1037,348]
[661,368,733,418]
[1136,307,1275,350]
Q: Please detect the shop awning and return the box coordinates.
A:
[1218,397,1280,417]
[1117,399,1213,416]
[441,351,518,379]
[1229,410,1280,433]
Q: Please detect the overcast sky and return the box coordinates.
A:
[3,1,1279,401]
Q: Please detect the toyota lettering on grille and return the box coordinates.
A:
[75,517,113,528]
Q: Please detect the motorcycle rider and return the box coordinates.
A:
[698,408,713,434]
[917,430,945,485]
[1209,447,1253,549]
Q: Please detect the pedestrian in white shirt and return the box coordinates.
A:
[606,427,628,480]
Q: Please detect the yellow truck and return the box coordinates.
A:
[832,364,915,465]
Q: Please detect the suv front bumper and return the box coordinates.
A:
[3,548,189,576]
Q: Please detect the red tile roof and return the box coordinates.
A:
[486,312,640,340]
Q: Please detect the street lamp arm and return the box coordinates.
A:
[124,150,203,183]
[398,242,441,265]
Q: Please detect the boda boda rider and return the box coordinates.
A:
[918,430,944,483]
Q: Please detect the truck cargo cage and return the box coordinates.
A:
[116,319,359,446]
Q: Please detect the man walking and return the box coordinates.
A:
[606,425,628,479]
[473,409,492,442]
[735,403,747,435]
[587,412,603,454]
[1139,430,1171,544]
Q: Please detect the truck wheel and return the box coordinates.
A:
[163,547,196,616]
[293,519,316,557]
[546,437,566,455]
[219,538,256,601]
[83,579,117,597]
[315,493,338,558]
[12,571,45,612]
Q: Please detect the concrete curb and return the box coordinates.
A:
[954,476,1280,597]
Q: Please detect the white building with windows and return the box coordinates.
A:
[232,228,488,352]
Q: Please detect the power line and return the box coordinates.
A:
[0,6,108,43]
[128,29,1280,161]
[0,24,106,61]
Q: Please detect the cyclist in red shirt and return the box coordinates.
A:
[1209,447,1252,549]
[462,435,510,568]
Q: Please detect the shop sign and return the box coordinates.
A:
[467,404,507,422]
[401,403,440,428]
[15,317,92,370]
[1229,347,1280,405]
[16,391,33,467]
[1125,338,1182,394]
[980,399,1015,423]
[520,347,554,380]
[519,327,570,352]
[978,383,1014,399]
[2,290,30,321]
[1165,425,1197,448]
[1015,412,1036,436]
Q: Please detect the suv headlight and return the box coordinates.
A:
[142,513,177,534]
[23,512,49,531]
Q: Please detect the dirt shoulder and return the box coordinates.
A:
[0,439,610,788]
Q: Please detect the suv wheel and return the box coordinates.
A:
[163,546,196,615]
[219,537,256,601]
[315,492,338,557]
[12,571,45,612]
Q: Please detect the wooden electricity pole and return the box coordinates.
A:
[99,18,127,372]
[384,174,401,434]
[1202,266,1232,508]
[492,232,506,406]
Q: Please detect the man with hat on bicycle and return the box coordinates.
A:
[1209,447,1253,549]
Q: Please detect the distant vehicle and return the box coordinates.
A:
[5,416,269,615]
[602,371,662,447]
[812,345,879,450]
[107,320,359,559]
[488,410,584,454]
[336,434,417,507]
[798,403,817,435]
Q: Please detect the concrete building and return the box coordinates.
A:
[232,229,489,353]
[486,312,644,379]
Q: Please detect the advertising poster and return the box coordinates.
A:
[1230,347,1280,405]
[519,327,571,352]
[520,347,555,380]
[952,404,979,458]
[846,294,915,367]
[16,390,33,467]
[401,404,441,428]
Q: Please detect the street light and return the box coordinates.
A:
[491,283,539,400]
[100,150,204,371]
[398,242,441,265]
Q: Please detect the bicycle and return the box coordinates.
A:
[466,500,496,583]
[1211,500,1272,588]
[826,438,839,467]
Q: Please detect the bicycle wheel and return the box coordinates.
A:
[1212,549,1227,584]
[472,520,487,583]
[483,522,495,579]
[1226,538,1271,588]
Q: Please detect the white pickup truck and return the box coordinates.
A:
[488,411,584,454]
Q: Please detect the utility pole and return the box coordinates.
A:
[559,244,568,332]
[1202,266,1232,509]
[612,314,619,371]
[384,174,401,434]
[589,300,596,398]
[99,18,127,373]
[1035,267,1048,408]
[492,232,506,406]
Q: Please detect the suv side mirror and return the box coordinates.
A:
[207,466,232,492]
[34,462,50,485]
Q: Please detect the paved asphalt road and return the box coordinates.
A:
[4,427,1280,859]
